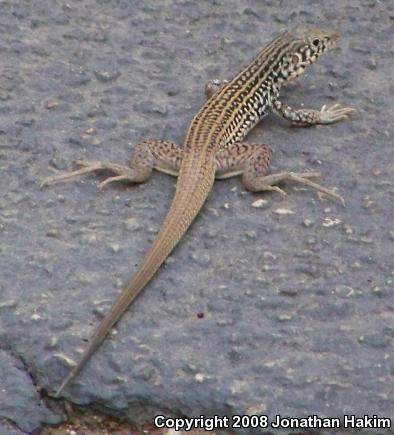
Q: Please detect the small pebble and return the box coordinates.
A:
[274,208,294,215]
[251,198,268,208]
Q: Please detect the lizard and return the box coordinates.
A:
[42,26,355,397]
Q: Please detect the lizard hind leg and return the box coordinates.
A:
[204,79,229,99]
[215,142,344,205]
[41,139,183,190]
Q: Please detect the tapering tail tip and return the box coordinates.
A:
[54,368,77,398]
[54,380,67,398]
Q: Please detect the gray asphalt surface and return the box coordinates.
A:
[1,0,393,433]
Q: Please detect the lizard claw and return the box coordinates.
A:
[261,185,288,197]
[97,175,132,190]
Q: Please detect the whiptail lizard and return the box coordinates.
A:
[42,26,355,397]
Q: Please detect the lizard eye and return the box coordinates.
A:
[312,38,320,47]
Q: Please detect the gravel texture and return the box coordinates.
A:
[0,0,393,433]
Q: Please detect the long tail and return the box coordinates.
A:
[55,154,215,397]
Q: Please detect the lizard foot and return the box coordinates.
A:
[318,103,357,124]
[252,171,345,205]
[40,160,140,189]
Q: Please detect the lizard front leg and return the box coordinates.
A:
[272,100,356,126]
[205,82,356,126]
[215,142,344,205]
[41,139,182,189]
[204,79,229,99]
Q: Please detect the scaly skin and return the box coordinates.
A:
[43,26,355,396]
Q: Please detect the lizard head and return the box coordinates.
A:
[278,26,340,81]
